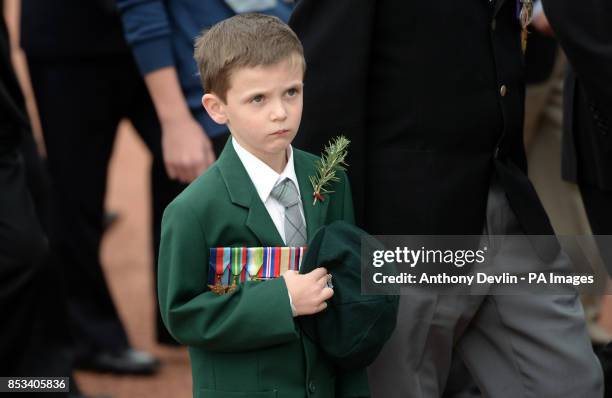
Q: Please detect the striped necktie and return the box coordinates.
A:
[270,178,307,246]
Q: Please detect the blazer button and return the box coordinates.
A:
[308,381,316,393]
[500,85,508,97]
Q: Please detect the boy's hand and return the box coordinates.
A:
[283,268,333,316]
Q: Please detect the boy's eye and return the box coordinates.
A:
[287,88,299,97]
[251,94,264,103]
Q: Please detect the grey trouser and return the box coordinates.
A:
[368,181,604,398]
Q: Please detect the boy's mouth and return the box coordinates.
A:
[271,129,290,136]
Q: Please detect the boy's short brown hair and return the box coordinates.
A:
[194,13,305,102]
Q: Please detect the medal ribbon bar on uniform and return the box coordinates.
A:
[231,247,248,283]
[247,247,264,280]
[208,247,232,285]
[208,246,306,286]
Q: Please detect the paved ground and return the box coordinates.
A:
[76,122,192,398]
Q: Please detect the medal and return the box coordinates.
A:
[247,247,264,281]
[228,247,246,293]
[208,247,231,295]
[208,278,230,295]
[518,0,533,53]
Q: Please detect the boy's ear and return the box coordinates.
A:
[202,93,228,124]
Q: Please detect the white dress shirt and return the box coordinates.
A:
[232,138,307,245]
[233,139,305,316]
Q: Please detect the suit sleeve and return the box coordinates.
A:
[158,200,299,351]
[116,0,175,75]
[542,0,612,107]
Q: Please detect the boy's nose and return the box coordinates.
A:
[270,100,288,121]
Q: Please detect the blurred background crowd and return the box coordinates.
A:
[1,0,611,397]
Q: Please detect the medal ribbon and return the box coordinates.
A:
[517,0,533,27]
[279,247,291,275]
[221,248,231,284]
[231,247,248,284]
[208,247,231,285]
[247,247,264,280]
[262,247,279,279]
[297,246,305,270]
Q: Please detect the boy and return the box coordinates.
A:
[158,14,369,398]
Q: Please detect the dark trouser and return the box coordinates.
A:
[19,132,75,396]
[579,184,612,275]
[1,130,81,396]
[0,146,47,374]
[27,54,188,350]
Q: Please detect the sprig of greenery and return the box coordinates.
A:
[309,135,350,205]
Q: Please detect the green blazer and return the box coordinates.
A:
[158,139,369,398]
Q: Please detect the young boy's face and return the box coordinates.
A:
[204,56,304,164]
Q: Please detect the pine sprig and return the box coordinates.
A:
[309,135,350,205]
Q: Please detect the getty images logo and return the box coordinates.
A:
[372,246,489,268]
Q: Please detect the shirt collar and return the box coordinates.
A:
[232,138,300,204]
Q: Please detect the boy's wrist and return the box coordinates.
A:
[288,292,298,317]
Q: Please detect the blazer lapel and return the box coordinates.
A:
[294,149,329,242]
[217,139,284,246]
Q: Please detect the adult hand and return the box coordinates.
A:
[144,67,217,183]
[161,114,216,183]
[283,267,333,316]
[532,10,555,37]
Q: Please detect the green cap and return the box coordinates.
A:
[298,221,399,370]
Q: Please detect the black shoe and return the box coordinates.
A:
[75,348,160,375]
